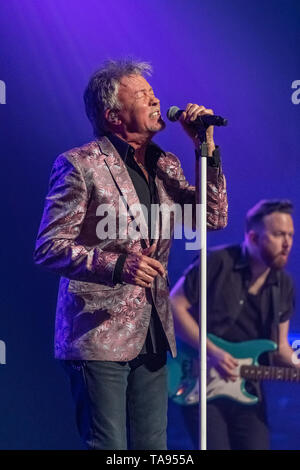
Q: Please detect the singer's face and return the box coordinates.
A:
[255,212,294,270]
[116,75,165,139]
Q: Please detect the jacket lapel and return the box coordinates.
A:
[97,137,150,248]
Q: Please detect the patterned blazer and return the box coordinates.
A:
[34,136,228,361]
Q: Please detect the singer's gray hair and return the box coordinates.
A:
[84,58,152,137]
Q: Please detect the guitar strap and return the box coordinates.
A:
[269,280,281,365]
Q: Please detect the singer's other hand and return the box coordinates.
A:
[179,103,215,155]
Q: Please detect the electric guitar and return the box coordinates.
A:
[168,334,300,406]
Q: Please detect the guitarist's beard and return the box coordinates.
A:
[260,247,289,270]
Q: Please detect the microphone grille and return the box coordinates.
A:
[167,106,180,122]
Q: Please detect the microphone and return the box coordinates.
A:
[167,106,228,127]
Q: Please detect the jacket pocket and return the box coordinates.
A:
[68,280,123,293]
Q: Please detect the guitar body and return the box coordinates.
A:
[207,334,277,405]
[167,340,198,406]
[168,335,278,406]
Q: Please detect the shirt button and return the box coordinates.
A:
[239,299,244,305]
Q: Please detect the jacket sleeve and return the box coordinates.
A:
[33,154,120,286]
[156,151,228,230]
[206,164,228,230]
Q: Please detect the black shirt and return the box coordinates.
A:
[183,244,295,342]
[222,279,275,343]
[106,132,168,354]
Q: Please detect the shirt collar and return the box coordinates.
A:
[234,243,279,286]
[105,132,134,163]
[105,132,166,167]
[234,243,249,270]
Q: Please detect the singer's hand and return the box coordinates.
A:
[179,103,215,154]
[121,244,165,288]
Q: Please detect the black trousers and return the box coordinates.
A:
[181,399,270,450]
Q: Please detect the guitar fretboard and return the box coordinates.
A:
[240,365,300,382]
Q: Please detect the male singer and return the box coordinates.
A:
[34,59,227,450]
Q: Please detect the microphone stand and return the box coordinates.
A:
[196,130,208,451]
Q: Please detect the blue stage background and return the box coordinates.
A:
[0,0,299,449]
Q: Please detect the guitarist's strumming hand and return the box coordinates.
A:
[207,341,239,382]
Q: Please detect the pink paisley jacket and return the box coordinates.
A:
[34,136,228,361]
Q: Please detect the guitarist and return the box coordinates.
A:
[170,199,297,450]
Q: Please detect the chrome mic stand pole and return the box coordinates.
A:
[196,136,208,451]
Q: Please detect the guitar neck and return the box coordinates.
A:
[240,365,300,382]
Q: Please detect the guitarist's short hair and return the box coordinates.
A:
[245,199,293,233]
